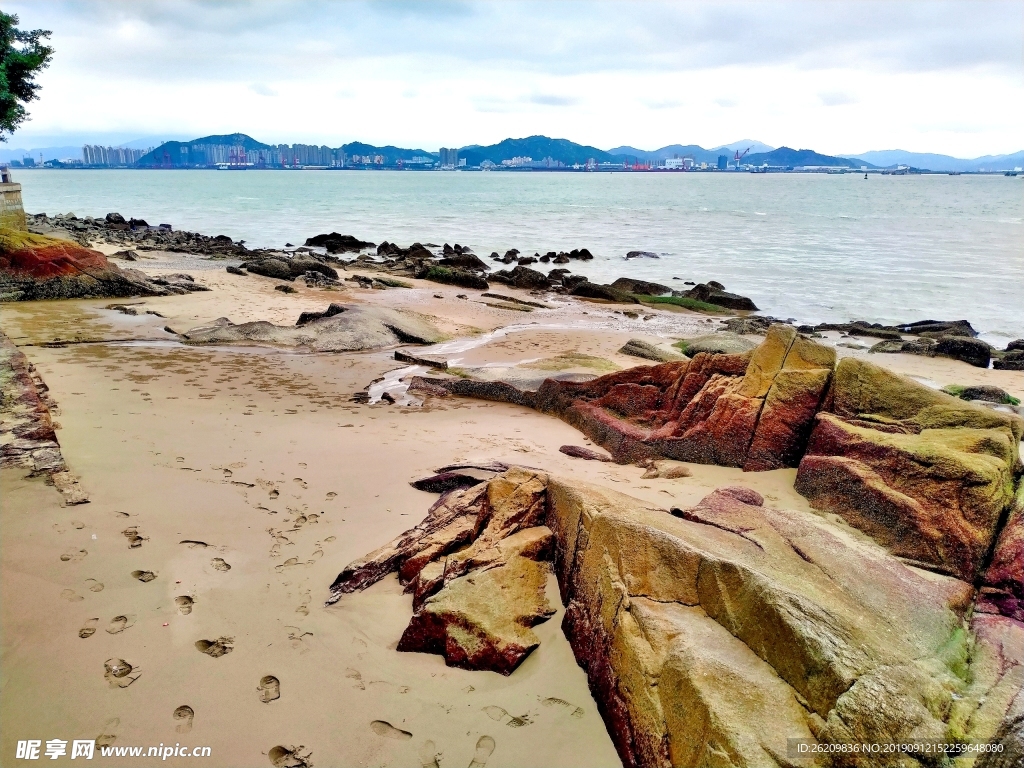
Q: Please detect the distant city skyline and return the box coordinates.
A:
[3,1,1022,157]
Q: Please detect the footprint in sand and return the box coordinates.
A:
[370,721,412,741]
[79,618,99,638]
[211,557,232,572]
[326,492,337,501]
[60,549,88,562]
[268,745,312,768]
[482,706,530,728]
[258,675,281,703]
[61,589,85,602]
[275,557,301,573]
[175,596,194,615]
[285,626,312,653]
[174,705,194,734]
[293,478,308,489]
[296,591,311,616]
[122,527,146,548]
[540,697,584,719]
[106,614,137,634]
[85,578,104,592]
[70,521,85,529]
[468,736,496,768]
[324,536,336,543]
[269,489,280,500]
[115,511,131,519]
[419,740,440,768]
[96,718,120,747]
[104,658,141,688]
[195,637,234,657]
[131,570,157,582]
[222,468,233,478]
[181,540,210,549]
[345,669,365,690]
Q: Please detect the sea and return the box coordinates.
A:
[20,169,1024,344]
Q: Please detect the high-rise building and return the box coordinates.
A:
[439,147,459,168]
[717,155,728,170]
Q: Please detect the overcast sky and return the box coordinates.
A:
[5,0,1023,156]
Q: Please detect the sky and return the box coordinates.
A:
[4,0,1023,157]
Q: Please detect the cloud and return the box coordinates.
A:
[528,94,579,107]
[818,91,857,107]
[715,98,737,108]
[249,83,277,97]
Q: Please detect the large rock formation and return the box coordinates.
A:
[328,468,1024,767]
[795,358,1022,582]
[0,229,159,301]
[181,305,444,352]
[413,327,1022,590]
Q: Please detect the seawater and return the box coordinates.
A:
[21,169,1024,342]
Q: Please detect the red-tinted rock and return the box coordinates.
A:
[979,500,1024,621]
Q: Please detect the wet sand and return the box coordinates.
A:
[2,258,1019,767]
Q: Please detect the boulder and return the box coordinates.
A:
[680,282,759,311]
[0,229,158,301]
[675,332,758,357]
[935,335,991,368]
[417,265,488,290]
[246,257,293,281]
[295,303,346,326]
[303,232,374,253]
[609,277,670,296]
[396,554,555,674]
[490,265,550,290]
[624,250,658,258]
[942,384,1018,405]
[994,350,1024,371]
[182,306,444,352]
[617,339,684,363]
[569,282,640,304]
[438,253,490,271]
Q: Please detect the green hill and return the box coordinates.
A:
[459,136,621,167]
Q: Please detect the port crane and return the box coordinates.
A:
[733,146,751,167]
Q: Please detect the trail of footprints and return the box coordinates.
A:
[56,463,347,760]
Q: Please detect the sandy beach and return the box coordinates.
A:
[2,249,1022,768]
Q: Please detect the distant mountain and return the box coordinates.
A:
[340,142,435,161]
[606,144,724,164]
[136,134,272,166]
[743,147,866,169]
[711,140,775,155]
[844,149,1024,173]
[459,136,619,167]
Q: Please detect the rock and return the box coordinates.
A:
[111,249,138,261]
[182,306,444,352]
[303,232,374,253]
[942,384,1018,405]
[625,250,659,259]
[246,257,293,281]
[569,282,639,304]
[551,479,1004,768]
[1006,340,1024,352]
[795,358,1022,581]
[609,277,670,296]
[410,470,491,494]
[331,468,1022,765]
[480,292,548,309]
[674,332,759,357]
[618,339,684,363]
[105,212,126,225]
[489,265,550,290]
[561,274,589,291]
[679,283,759,311]
[722,316,777,335]
[978,489,1024,621]
[417,265,488,290]
[935,335,991,368]
[559,445,612,461]
[1,229,158,301]
[394,350,448,369]
[274,284,297,294]
[295,303,346,326]
[397,553,555,674]
[225,265,247,275]
[897,319,978,338]
[438,253,490,271]
[994,350,1024,371]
